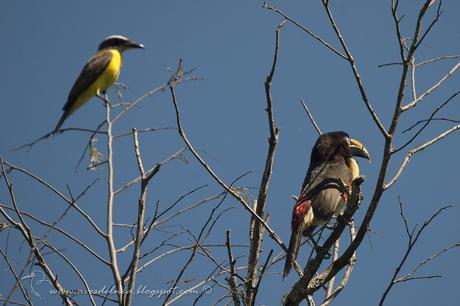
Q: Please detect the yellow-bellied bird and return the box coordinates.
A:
[283,131,370,277]
[54,35,144,131]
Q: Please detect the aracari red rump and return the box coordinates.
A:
[291,200,311,230]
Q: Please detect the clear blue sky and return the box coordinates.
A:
[1,1,460,305]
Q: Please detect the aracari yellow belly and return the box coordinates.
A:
[69,50,122,114]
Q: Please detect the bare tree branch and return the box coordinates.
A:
[246,20,283,306]
[0,161,73,306]
[124,128,159,306]
[393,89,460,154]
[3,160,105,237]
[321,0,389,138]
[416,54,460,67]
[225,230,241,306]
[300,98,322,136]
[385,122,460,190]
[0,248,32,306]
[168,61,298,274]
[378,201,451,306]
[262,1,347,60]
[402,61,460,112]
[101,95,123,304]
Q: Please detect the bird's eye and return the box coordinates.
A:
[345,137,351,145]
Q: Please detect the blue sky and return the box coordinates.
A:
[1,1,460,305]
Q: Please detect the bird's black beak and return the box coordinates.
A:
[126,41,144,49]
[349,138,370,160]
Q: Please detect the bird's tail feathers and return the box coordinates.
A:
[283,223,303,278]
[54,112,68,132]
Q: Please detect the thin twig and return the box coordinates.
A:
[0,161,73,305]
[114,147,185,195]
[251,249,274,306]
[402,61,460,112]
[300,98,322,135]
[262,1,347,60]
[3,161,105,237]
[393,89,460,154]
[321,0,389,138]
[416,54,460,67]
[246,20,283,306]
[378,202,451,306]
[125,128,157,306]
[225,230,241,306]
[0,248,32,305]
[402,117,460,134]
[101,95,123,304]
[385,123,460,189]
[168,61,295,272]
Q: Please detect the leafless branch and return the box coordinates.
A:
[393,89,460,154]
[385,122,460,190]
[416,54,460,67]
[378,201,451,306]
[225,230,241,306]
[402,61,460,112]
[320,222,357,306]
[114,147,185,195]
[12,127,107,152]
[2,178,98,304]
[0,161,73,305]
[321,0,389,138]
[124,128,159,306]
[101,95,123,304]
[251,249,273,306]
[396,240,460,283]
[300,98,322,136]
[168,61,296,271]
[246,20,283,306]
[0,248,32,305]
[162,189,227,305]
[402,117,460,134]
[0,204,109,265]
[3,160,105,237]
[38,238,96,306]
[262,1,347,60]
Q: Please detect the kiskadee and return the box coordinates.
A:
[54,35,144,131]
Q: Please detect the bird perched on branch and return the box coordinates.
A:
[283,131,370,277]
[54,35,144,132]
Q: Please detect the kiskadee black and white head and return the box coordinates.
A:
[98,35,144,52]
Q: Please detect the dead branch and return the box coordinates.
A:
[321,0,389,138]
[225,230,241,306]
[0,248,32,305]
[168,61,299,274]
[402,61,460,112]
[300,98,322,136]
[246,20,283,306]
[101,95,123,304]
[0,161,73,306]
[262,1,347,59]
[393,89,460,154]
[377,201,451,306]
[384,122,460,190]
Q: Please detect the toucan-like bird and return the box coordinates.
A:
[54,35,144,132]
[283,131,370,277]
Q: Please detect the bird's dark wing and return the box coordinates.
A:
[304,161,350,222]
[62,50,113,112]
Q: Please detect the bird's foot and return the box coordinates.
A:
[309,236,331,259]
[314,245,331,259]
